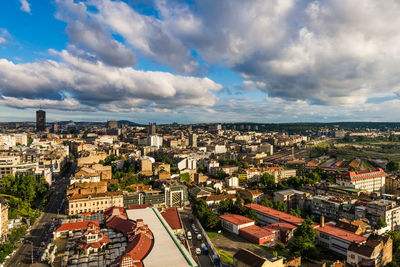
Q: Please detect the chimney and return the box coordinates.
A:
[320,216,325,227]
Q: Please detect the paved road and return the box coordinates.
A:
[6,162,75,267]
[180,208,214,267]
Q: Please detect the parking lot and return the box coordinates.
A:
[209,230,272,258]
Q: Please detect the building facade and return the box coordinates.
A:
[336,169,387,193]
[36,109,46,132]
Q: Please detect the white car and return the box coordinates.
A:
[195,248,201,255]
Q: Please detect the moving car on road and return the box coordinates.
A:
[195,248,201,255]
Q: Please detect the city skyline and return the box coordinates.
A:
[2,0,400,123]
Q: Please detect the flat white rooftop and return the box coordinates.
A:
[126,207,197,267]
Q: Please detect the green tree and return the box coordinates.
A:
[377,217,387,229]
[216,169,229,180]
[171,167,180,174]
[197,164,206,174]
[289,207,302,217]
[290,218,318,259]
[179,173,191,183]
[387,161,400,173]
[205,212,220,230]
[108,183,120,192]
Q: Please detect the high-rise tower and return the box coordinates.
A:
[36,109,46,132]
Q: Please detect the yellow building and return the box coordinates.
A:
[67,192,123,215]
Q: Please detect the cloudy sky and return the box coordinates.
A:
[1,0,400,123]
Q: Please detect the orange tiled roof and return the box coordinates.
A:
[55,221,99,232]
[245,204,304,226]
[314,222,367,243]
[219,214,254,226]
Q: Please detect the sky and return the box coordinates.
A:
[1,0,400,123]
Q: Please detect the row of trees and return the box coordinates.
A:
[1,174,49,222]
[259,199,302,217]
[249,171,321,195]
[1,174,48,203]
[192,199,220,231]
[0,226,27,263]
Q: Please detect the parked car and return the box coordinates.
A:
[191,223,196,229]
[187,231,192,240]
[195,248,201,255]
[196,234,202,240]
[193,228,199,234]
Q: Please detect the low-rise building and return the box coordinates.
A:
[314,218,367,256]
[239,225,275,245]
[67,192,124,215]
[245,204,304,226]
[347,234,392,267]
[66,181,108,196]
[365,199,400,230]
[219,214,255,235]
[233,249,298,267]
[310,195,343,221]
[336,169,387,193]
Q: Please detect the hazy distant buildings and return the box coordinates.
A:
[36,109,46,132]
[106,120,118,129]
[51,121,58,133]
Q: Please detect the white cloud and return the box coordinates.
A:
[88,0,199,74]
[55,0,136,67]
[0,29,11,45]
[19,0,31,13]
[239,80,267,91]
[86,0,400,107]
[0,50,222,112]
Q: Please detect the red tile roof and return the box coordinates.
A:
[111,228,154,267]
[106,216,136,237]
[339,168,387,181]
[75,234,109,250]
[105,206,127,222]
[219,214,254,226]
[55,221,99,232]
[245,204,304,226]
[263,222,297,232]
[161,208,182,230]
[239,225,275,239]
[314,222,367,243]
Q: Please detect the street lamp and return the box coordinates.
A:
[25,240,34,264]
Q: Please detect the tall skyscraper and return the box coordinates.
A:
[189,133,197,147]
[36,109,46,132]
[148,123,156,135]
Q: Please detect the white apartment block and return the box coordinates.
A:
[336,168,387,193]
[366,199,400,231]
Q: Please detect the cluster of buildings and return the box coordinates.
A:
[53,206,196,267]
[3,113,400,266]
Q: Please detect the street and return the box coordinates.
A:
[5,162,75,267]
[180,208,214,267]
